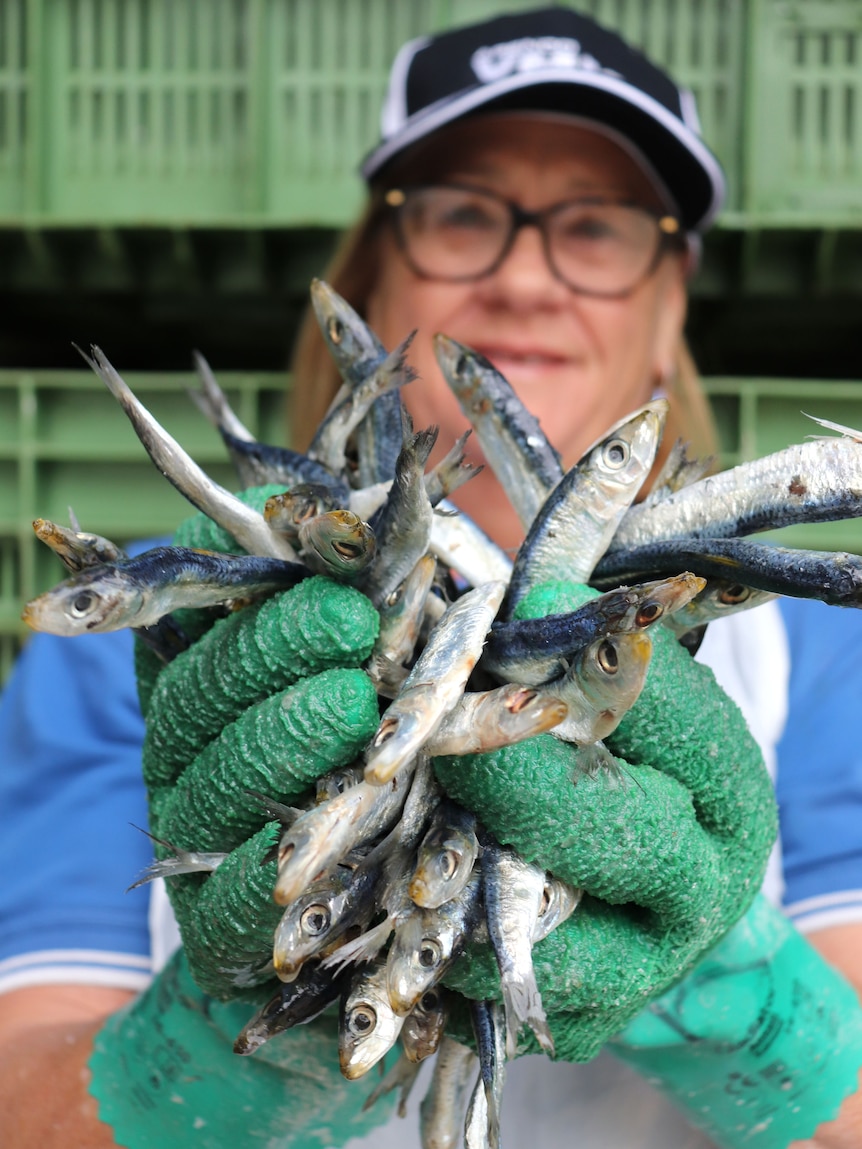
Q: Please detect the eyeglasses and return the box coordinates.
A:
[384,184,683,299]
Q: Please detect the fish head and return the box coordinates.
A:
[298,510,377,578]
[339,971,404,1079]
[575,631,652,738]
[386,910,458,1015]
[618,572,707,632]
[273,881,346,978]
[401,986,449,1062]
[409,832,477,909]
[21,574,136,635]
[584,399,668,497]
[534,877,583,942]
[310,279,385,374]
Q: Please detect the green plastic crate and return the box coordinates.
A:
[4,0,856,228]
[2,369,861,685]
[744,0,862,220]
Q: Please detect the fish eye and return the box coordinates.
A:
[300,904,330,936]
[635,602,663,626]
[347,1005,376,1036]
[374,718,398,747]
[438,850,458,881]
[418,939,442,968]
[327,317,343,344]
[719,584,750,605]
[385,584,405,609]
[602,438,630,470]
[597,641,619,674]
[333,540,363,560]
[420,989,440,1012]
[69,591,96,618]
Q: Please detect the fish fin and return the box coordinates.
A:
[501,973,554,1059]
[802,412,862,442]
[321,917,393,972]
[67,506,82,533]
[572,742,624,786]
[243,789,301,825]
[361,1051,419,1115]
[125,854,223,891]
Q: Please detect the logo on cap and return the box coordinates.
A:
[471,36,621,84]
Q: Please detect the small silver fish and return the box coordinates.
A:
[32,517,127,572]
[401,986,450,1063]
[423,683,568,757]
[429,501,513,588]
[663,577,778,636]
[365,581,506,785]
[339,959,405,1079]
[409,802,480,909]
[387,872,483,1016]
[542,631,652,746]
[297,510,377,582]
[22,547,308,636]
[264,484,341,540]
[77,344,298,561]
[419,1036,478,1149]
[361,1049,421,1117]
[482,840,554,1058]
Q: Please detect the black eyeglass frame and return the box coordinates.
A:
[383,183,684,300]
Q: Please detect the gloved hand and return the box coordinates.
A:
[433,580,779,1063]
[609,893,862,1149]
[89,493,394,1148]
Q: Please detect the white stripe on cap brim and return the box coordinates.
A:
[362,66,726,231]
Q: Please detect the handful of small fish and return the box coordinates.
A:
[23,279,862,1149]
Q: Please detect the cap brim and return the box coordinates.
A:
[361,69,725,233]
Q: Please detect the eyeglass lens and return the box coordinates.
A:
[393,185,669,297]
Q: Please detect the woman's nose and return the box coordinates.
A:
[477,222,570,306]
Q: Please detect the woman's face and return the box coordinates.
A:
[366,115,688,549]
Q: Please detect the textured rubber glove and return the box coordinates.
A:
[609,894,862,1148]
[89,948,393,1149]
[434,581,778,1064]
[90,496,392,1147]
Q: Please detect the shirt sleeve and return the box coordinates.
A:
[0,541,169,994]
[776,595,862,934]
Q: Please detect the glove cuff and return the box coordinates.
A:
[609,895,862,1148]
[88,948,391,1148]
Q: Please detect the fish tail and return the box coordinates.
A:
[501,973,554,1058]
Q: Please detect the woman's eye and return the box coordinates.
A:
[439,204,496,230]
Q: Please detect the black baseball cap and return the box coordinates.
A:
[361,7,725,234]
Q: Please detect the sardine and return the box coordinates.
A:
[482,840,554,1058]
[125,827,226,891]
[467,998,506,1149]
[311,278,388,391]
[419,1036,478,1149]
[609,434,862,551]
[592,536,862,608]
[233,962,348,1055]
[272,863,379,981]
[273,772,410,906]
[339,959,405,1079]
[541,631,652,745]
[409,801,479,909]
[361,425,437,607]
[77,345,299,561]
[365,581,507,785]
[297,510,377,582]
[387,872,483,1015]
[424,683,567,757]
[500,400,667,620]
[484,573,702,685]
[401,986,450,1063]
[434,334,563,528]
[373,553,438,670]
[662,577,778,637]
[264,484,341,540]
[32,517,127,572]
[532,876,583,944]
[308,331,418,475]
[22,546,309,636]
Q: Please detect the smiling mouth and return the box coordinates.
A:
[476,346,569,369]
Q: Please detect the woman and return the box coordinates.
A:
[1,8,861,1148]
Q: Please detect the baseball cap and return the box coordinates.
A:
[361,6,725,234]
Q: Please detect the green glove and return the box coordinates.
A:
[89,947,393,1149]
[90,493,392,1147]
[433,581,778,1063]
[610,894,862,1147]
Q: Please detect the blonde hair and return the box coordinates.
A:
[289,195,721,474]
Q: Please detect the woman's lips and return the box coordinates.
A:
[471,344,573,378]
